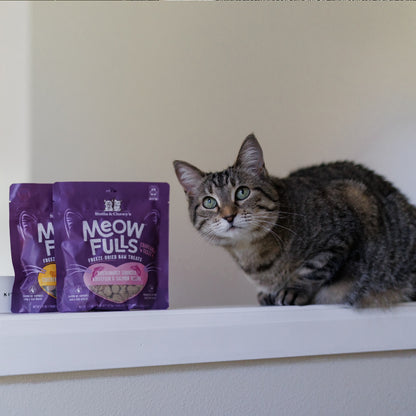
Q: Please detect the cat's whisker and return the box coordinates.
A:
[250,216,305,247]
[255,224,284,250]
[200,227,221,245]
[248,219,284,250]
[277,210,305,218]
[253,214,300,239]
[274,223,300,238]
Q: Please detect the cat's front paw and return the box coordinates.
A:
[258,288,311,306]
[257,291,276,306]
[275,288,311,306]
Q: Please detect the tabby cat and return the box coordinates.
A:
[174,134,416,307]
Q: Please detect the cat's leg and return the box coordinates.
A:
[346,271,416,307]
[274,248,352,306]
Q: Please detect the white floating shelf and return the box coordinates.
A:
[1,303,416,377]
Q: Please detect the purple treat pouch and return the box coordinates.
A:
[9,184,57,313]
[53,182,169,312]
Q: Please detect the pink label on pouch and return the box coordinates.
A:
[84,262,148,287]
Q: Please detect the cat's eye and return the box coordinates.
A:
[202,196,218,209]
[235,186,250,201]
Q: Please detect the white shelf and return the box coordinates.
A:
[1,303,416,377]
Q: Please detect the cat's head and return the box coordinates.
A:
[174,134,280,246]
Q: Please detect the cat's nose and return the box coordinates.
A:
[223,214,235,223]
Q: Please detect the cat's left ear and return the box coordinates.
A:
[173,160,205,196]
[235,133,268,176]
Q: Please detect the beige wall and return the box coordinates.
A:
[1,351,416,416]
[0,3,31,275]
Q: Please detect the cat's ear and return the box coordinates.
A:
[173,160,205,196]
[235,134,267,176]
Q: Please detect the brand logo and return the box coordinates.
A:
[104,199,122,212]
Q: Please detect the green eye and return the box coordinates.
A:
[202,196,218,209]
[235,187,250,201]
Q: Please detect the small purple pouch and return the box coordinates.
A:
[53,182,169,312]
[9,184,57,313]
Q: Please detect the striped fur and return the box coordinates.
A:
[174,134,416,307]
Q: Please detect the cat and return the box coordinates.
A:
[173,134,416,307]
